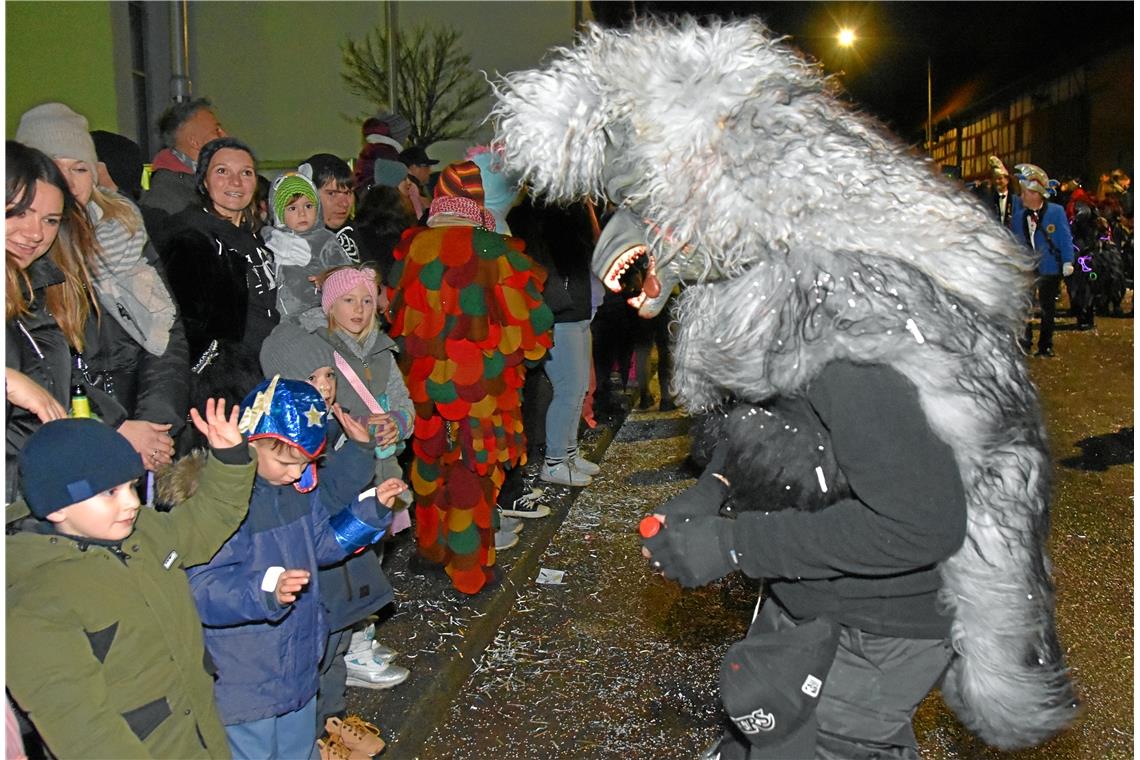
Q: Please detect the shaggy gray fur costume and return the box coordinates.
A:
[492,18,1076,750]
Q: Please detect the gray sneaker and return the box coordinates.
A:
[494,529,519,551]
[569,453,600,476]
[541,460,592,487]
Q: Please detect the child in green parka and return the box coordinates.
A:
[6,400,255,759]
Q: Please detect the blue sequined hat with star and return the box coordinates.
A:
[238,375,328,492]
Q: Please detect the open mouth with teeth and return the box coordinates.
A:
[602,244,662,310]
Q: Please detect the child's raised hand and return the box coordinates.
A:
[331,403,372,445]
[190,398,244,450]
[375,478,408,507]
[275,569,311,605]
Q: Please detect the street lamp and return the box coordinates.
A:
[926,58,933,158]
[835,26,933,157]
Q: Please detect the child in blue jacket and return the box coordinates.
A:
[186,376,406,759]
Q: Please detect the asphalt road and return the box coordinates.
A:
[353,306,1133,760]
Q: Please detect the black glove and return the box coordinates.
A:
[642,514,738,588]
[659,443,730,520]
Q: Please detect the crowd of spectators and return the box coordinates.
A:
[6,94,1127,760]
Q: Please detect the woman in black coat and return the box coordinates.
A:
[16,103,191,469]
[5,142,96,500]
[157,137,279,413]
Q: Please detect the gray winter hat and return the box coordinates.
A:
[16,102,99,177]
[259,320,336,381]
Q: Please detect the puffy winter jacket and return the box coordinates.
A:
[318,422,395,633]
[6,449,256,759]
[186,437,383,724]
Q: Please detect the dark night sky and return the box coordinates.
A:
[590,2,1134,142]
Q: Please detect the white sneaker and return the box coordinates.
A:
[499,515,524,534]
[569,453,600,476]
[371,642,397,665]
[348,625,374,655]
[541,460,592,487]
[345,653,410,689]
[494,529,519,551]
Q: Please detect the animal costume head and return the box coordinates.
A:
[493,17,1075,750]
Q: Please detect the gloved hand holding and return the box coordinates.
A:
[658,442,730,520]
[641,514,739,588]
[1062,262,1075,277]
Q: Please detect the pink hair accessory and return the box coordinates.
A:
[320,268,380,314]
[428,195,496,230]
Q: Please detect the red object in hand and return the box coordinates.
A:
[639,515,663,538]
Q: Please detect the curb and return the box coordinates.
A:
[346,408,628,758]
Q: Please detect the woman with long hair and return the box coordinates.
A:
[16,103,190,469]
[5,140,97,500]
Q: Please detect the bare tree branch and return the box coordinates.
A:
[340,22,487,147]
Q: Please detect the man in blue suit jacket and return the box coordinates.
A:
[1014,164,1074,357]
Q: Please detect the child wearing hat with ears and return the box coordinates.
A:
[185,377,406,760]
[6,401,257,759]
[298,264,414,493]
[263,169,353,318]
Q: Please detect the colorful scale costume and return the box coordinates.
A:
[389,224,552,594]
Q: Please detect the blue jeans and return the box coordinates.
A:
[316,628,353,730]
[543,321,592,458]
[226,696,318,760]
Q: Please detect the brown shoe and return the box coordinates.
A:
[317,733,372,760]
[326,715,386,756]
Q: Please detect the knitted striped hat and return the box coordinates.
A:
[434,160,485,204]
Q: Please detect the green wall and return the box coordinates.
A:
[6,1,120,136]
[5,1,577,166]
[190,1,577,166]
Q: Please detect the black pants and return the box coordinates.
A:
[1025,275,1062,352]
[714,600,953,760]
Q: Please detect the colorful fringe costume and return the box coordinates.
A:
[389,221,552,594]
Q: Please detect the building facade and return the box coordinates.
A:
[929,46,1133,184]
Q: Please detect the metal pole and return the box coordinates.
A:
[386,1,399,116]
[926,57,933,157]
[170,0,192,101]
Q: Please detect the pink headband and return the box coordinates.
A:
[320,268,380,314]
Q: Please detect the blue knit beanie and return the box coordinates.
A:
[19,419,144,518]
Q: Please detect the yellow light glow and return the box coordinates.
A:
[837,28,856,47]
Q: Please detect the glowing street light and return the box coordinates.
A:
[834,24,933,157]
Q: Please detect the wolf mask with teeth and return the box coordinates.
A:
[492,17,1075,751]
